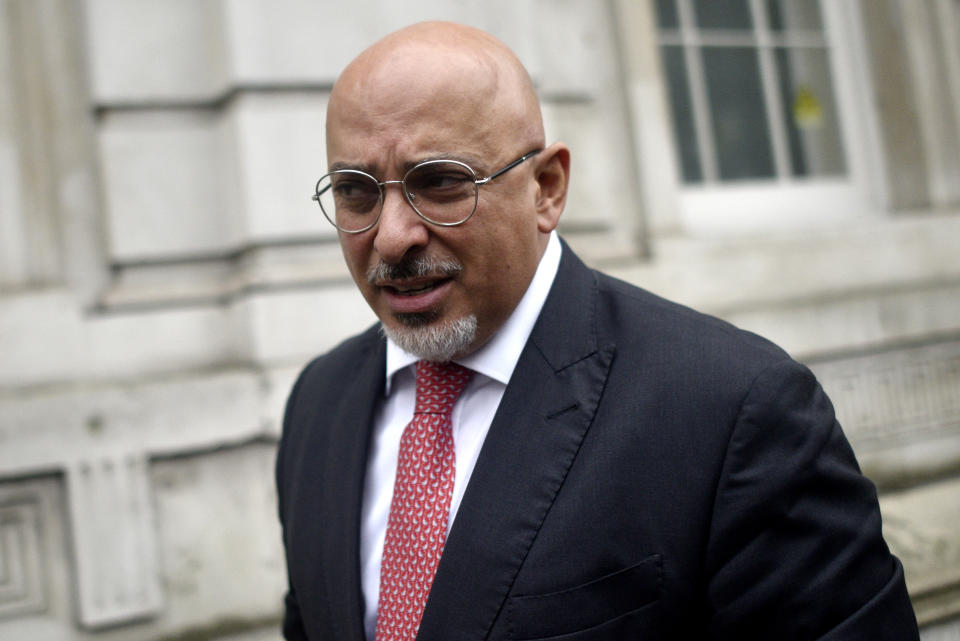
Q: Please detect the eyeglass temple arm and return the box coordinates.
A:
[476,149,542,185]
[311,183,332,201]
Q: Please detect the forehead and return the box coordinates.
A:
[326,44,508,169]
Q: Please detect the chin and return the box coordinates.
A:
[394,310,441,328]
[380,314,478,363]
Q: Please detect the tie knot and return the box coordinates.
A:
[414,361,473,415]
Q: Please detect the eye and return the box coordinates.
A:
[332,178,368,196]
[330,175,380,211]
[406,163,475,202]
[419,171,471,189]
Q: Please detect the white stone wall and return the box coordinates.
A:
[1,0,959,638]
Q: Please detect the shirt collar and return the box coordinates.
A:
[385,231,562,393]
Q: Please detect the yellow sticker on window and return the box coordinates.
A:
[794,86,823,129]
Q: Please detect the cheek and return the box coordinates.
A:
[340,237,374,283]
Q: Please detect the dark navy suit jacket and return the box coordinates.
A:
[277,242,918,640]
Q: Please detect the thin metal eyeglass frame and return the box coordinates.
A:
[312,148,542,233]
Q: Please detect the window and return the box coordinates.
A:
[653,0,867,232]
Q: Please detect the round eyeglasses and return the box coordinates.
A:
[312,149,541,233]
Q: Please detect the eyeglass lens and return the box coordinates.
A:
[315,161,478,232]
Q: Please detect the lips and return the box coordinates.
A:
[380,277,454,315]
[391,281,443,295]
[367,255,463,317]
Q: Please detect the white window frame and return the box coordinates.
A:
[655,0,881,236]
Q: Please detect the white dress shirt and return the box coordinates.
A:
[360,231,562,638]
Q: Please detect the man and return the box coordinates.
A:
[277,21,919,640]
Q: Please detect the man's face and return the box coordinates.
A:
[326,48,546,359]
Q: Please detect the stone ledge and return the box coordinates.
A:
[881,475,960,626]
[101,239,349,311]
[810,338,960,488]
[610,212,960,316]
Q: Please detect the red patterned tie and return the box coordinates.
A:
[375,360,473,641]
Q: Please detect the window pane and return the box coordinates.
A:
[661,46,702,183]
[694,0,752,30]
[775,47,846,177]
[767,0,823,31]
[655,0,679,29]
[702,47,775,180]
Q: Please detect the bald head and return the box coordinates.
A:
[326,22,545,161]
[325,22,571,362]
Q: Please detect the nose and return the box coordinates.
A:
[372,183,430,264]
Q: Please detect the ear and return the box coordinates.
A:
[533,142,571,234]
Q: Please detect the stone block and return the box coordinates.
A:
[530,0,602,96]
[84,304,249,379]
[223,0,541,87]
[881,475,960,626]
[239,284,376,365]
[230,91,332,242]
[150,443,285,631]
[544,100,634,233]
[219,628,284,641]
[223,0,355,84]
[0,142,27,285]
[0,289,85,387]
[99,109,241,261]
[920,616,960,640]
[84,0,229,102]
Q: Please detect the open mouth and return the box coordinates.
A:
[369,256,463,315]
[380,277,454,315]
[390,279,448,295]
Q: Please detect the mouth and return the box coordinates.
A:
[388,279,448,295]
[367,255,463,317]
[379,277,454,315]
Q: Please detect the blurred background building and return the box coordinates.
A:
[1,0,959,639]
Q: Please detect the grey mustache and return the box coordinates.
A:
[367,256,463,283]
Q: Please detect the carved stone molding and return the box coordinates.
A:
[0,490,45,619]
[0,367,276,630]
[66,453,161,629]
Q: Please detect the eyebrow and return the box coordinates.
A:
[327,152,486,178]
[327,160,378,174]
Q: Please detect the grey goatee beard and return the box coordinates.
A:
[380,315,478,363]
[368,255,477,362]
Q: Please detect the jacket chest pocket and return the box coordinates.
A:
[505,554,663,640]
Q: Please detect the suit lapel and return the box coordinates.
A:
[300,330,385,640]
[418,245,616,640]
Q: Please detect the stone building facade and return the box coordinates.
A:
[1,1,959,639]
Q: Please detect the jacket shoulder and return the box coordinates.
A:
[593,270,791,375]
